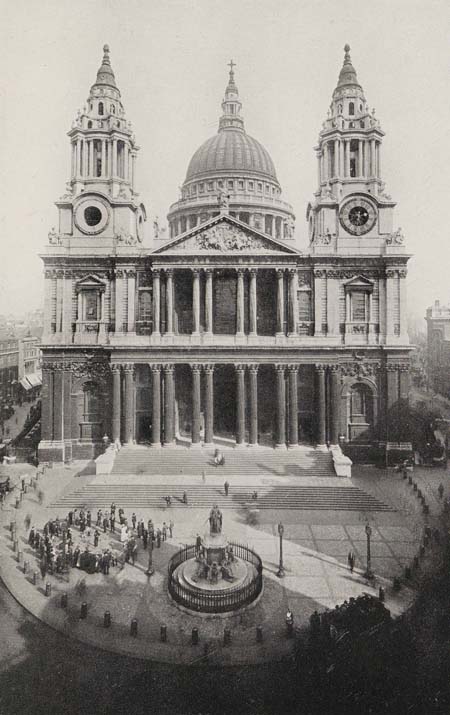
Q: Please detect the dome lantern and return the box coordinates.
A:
[219,60,244,132]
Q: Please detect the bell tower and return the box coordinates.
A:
[54,45,146,246]
[307,45,397,254]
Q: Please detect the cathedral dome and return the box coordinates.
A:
[185,129,278,184]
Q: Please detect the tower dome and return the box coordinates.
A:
[167,62,294,241]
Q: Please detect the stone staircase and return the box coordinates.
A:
[111,444,335,478]
[50,482,394,512]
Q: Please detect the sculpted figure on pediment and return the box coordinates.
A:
[194,225,264,252]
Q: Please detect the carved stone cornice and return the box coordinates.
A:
[386,362,409,372]
[341,361,381,379]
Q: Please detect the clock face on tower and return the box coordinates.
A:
[339,197,377,236]
[74,196,110,235]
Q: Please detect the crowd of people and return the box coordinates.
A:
[309,593,391,644]
[28,503,176,579]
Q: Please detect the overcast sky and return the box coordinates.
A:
[0,0,448,327]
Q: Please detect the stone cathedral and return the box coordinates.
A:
[39,45,411,463]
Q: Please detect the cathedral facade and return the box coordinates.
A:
[38,45,411,463]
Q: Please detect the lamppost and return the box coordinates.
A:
[146,533,154,576]
[277,522,285,578]
[364,523,374,579]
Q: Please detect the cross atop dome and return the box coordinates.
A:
[219,60,244,132]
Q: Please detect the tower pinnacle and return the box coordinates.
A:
[93,43,117,90]
[219,60,244,132]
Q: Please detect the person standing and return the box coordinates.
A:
[162,523,167,541]
[156,528,161,548]
[110,514,115,533]
[168,520,174,538]
[224,481,229,497]
[438,483,444,499]
[347,550,355,573]
[86,510,92,528]
[182,491,188,505]
[110,502,116,518]
[142,528,148,550]
[202,470,206,484]
[93,529,100,548]
[96,509,102,526]
[132,513,137,530]
[103,515,108,533]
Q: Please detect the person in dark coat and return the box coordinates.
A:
[131,513,137,530]
[72,546,80,568]
[110,515,115,533]
[86,511,92,528]
[195,534,202,555]
[28,527,36,546]
[68,510,73,526]
[142,529,148,549]
[96,509,102,526]
[156,529,161,548]
[94,529,100,548]
[224,481,229,496]
[110,502,116,517]
[438,483,444,499]
[347,550,355,573]
[103,515,109,533]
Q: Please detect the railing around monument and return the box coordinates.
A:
[167,541,263,614]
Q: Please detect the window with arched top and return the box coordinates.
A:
[111,104,115,114]
[349,102,355,115]
[359,103,363,112]
[98,102,104,115]
[348,383,374,441]
[87,121,92,128]
[338,104,343,113]
[360,120,365,129]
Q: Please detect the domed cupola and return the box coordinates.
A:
[167,63,295,241]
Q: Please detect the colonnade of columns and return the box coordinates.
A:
[149,267,299,337]
[110,362,342,448]
[169,212,289,240]
[319,138,381,182]
[71,136,135,183]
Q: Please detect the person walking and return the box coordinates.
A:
[132,512,137,530]
[224,481,229,497]
[156,528,161,548]
[438,483,444,499]
[168,520,174,538]
[103,515,109,533]
[110,502,116,517]
[182,491,188,505]
[347,550,355,573]
[110,515,115,533]
[86,510,92,528]
[202,470,206,484]
[162,522,167,541]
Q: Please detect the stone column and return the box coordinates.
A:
[205,269,213,335]
[345,140,351,178]
[314,269,323,336]
[123,364,134,445]
[334,138,339,177]
[235,364,246,446]
[316,150,321,186]
[340,141,345,180]
[82,140,88,178]
[40,366,53,441]
[101,140,106,178]
[127,270,136,333]
[323,142,329,181]
[52,367,63,441]
[124,145,129,182]
[192,269,201,336]
[236,268,245,336]
[275,365,286,448]
[316,365,326,445]
[191,364,202,445]
[330,365,341,445]
[249,268,258,336]
[248,364,258,446]
[112,138,117,177]
[163,364,175,445]
[399,269,408,339]
[370,139,376,176]
[152,269,161,336]
[288,269,298,336]
[76,140,82,179]
[204,364,214,445]
[131,153,136,190]
[111,364,122,442]
[166,269,174,335]
[377,141,381,179]
[151,364,161,447]
[288,365,299,447]
[276,269,285,335]
[358,139,363,176]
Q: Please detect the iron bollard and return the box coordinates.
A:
[61,593,68,608]
[223,628,231,646]
[45,582,52,597]
[9,520,15,532]
[404,566,411,579]
[256,625,263,643]
[23,560,29,574]
[32,570,38,585]
[417,489,422,499]
[23,484,27,494]
[15,498,20,509]
[130,619,138,637]
[17,550,22,563]
[191,627,199,645]
[13,539,18,552]
[378,586,385,602]
[104,611,111,628]
[80,602,88,619]
[160,625,167,642]
[413,556,419,569]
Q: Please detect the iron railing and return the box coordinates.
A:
[167,541,263,613]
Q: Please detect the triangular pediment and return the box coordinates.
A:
[151,215,300,255]
[76,274,106,288]
[343,274,374,289]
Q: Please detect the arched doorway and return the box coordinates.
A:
[80,381,104,441]
[347,382,374,442]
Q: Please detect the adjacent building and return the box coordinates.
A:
[426,300,450,398]
[38,45,412,463]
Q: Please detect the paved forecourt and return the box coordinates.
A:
[0,458,420,666]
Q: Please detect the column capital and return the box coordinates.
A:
[191,267,201,276]
[122,363,135,373]
[163,363,175,374]
[248,363,259,374]
[315,363,327,372]
[165,268,174,277]
[276,268,285,277]
[152,268,161,278]
[235,363,246,373]
[204,267,214,276]
[329,364,341,373]
[236,267,246,275]
[287,364,299,373]
[288,268,297,277]
[203,363,215,374]
[275,364,287,373]
[249,267,258,275]
[111,364,122,374]
[191,363,202,373]
[150,363,162,373]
